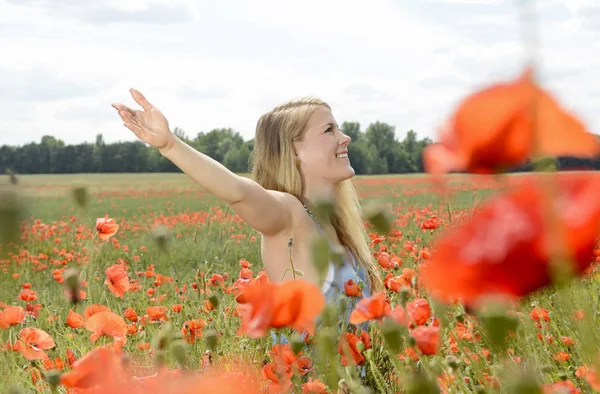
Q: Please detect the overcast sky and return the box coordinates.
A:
[1,0,598,147]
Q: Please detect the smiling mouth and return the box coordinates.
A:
[336,153,348,158]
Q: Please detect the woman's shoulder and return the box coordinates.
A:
[262,191,308,232]
[265,190,305,211]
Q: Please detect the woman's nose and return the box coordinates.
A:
[340,133,351,145]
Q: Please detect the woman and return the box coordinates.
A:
[111,89,383,312]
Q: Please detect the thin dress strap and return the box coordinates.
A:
[301,202,323,233]
[301,201,359,272]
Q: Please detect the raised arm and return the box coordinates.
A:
[112,88,292,236]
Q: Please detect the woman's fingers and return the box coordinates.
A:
[124,122,147,140]
[112,103,136,118]
[117,109,137,125]
[129,88,153,112]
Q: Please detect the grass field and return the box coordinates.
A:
[1,172,599,393]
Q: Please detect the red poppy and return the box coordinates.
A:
[237,279,325,338]
[349,291,391,325]
[66,310,85,329]
[96,215,120,240]
[411,325,441,355]
[424,68,600,175]
[18,327,55,360]
[420,173,600,307]
[60,346,124,389]
[0,306,25,328]
[85,311,127,343]
[104,264,130,298]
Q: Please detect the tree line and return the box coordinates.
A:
[1,122,599,175]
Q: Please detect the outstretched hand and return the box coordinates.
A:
[112,88,175,150]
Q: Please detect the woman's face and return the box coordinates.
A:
[294,106,355,187]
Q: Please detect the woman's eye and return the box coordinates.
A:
[325,127,333,133]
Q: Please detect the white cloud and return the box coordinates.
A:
[0,0,598,148]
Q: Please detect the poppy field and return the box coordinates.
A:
[1,171,600,394]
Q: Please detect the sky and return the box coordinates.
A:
[0,0,598,147]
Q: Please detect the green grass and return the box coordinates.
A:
[1,172,599,393]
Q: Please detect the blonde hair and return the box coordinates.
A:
[250,97,383,293]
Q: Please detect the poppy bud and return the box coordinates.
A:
[151,224,170,252]
[170,339,188,367]
[474,384,485,393]
[0,186,26,251]
[337,295,348,315]
[156,335,170,352]
[445,355,459,370]
[330,244,345,268]
[63,268,80,304]
[380,319,404,354]
[204,329,218,351]
[208,294,219,309]
[312,199,334,224]
[355,341,365,352]
[321,304,338,328]
[71,186,88,209]
[153,350,167,369]
[290,334,304,355]
[405,370,439,394]
[311,235,330,281]
[6,169,18,185]
[153,323,173,351]
[365,203,392,236]
[477,298,519,352]
[399,288,411,307]
[172,331,183,341]
[45,370,61,389]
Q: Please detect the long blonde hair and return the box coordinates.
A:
[250,97,383,293]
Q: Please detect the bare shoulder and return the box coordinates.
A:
[263,190,307,230]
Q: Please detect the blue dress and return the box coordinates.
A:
[270,201,372,344]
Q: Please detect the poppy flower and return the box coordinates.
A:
[104,264,130,298]
[84,311,127,343]
[337,332,366,366]
[123,308,138,322]
[262,361,293,393]
[147,306,168,321]
[237,279,325,338]
[18,327,55,360]
[349,291,391,325]
[66,310,85,329]
[84,304,111,319]
[406,298,431,326]
[420,173,600,307]
[0,306,25,328]
[302,378,328,393]
[344,279,362,297]
[96,215,120,240]
[410,325,441,355]
[424,68,600,175]
[60,346,125,389]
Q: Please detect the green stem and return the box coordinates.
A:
[368,355,389,394]
[288,238,296,281]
